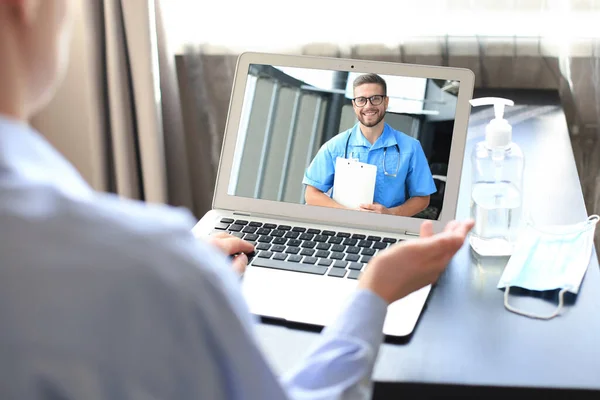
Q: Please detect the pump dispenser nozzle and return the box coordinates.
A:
[469,97,514,149]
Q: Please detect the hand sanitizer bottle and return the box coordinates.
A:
[468,97,524,256]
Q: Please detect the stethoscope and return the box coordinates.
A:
[344,131,401,177]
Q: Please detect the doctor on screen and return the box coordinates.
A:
[303,73,436,217]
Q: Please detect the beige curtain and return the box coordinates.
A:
[33,0,196,213]
[103,0,198,211]
[103,0,184,206]
[30,0,109,192]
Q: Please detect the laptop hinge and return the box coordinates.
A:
[228,211,417,236]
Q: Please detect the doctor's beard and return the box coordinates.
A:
[358,108,385,128]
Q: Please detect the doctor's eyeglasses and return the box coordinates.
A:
[352,95,385,107]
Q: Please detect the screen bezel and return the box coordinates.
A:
[212,52,474,234]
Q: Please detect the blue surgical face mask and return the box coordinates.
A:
[497,215,599,320]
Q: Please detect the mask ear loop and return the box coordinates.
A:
[503,214,598,319]
[504,286,568,320]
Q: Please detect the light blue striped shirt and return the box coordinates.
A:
[0,115,388,399]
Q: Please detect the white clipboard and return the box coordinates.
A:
[332,157,377,210]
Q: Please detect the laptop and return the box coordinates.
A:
[192,52,474,337]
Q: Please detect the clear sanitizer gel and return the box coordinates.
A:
[469,97,524,256]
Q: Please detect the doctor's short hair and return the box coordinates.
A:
[353,73,387,96]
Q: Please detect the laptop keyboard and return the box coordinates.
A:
[213,218,402,280]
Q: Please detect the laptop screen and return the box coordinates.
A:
[227,63,461,221]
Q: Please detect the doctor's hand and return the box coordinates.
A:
[359,203,390,214]
[208,232,255,275]
[357,219,474,305]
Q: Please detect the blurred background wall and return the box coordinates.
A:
[29,0,600,247]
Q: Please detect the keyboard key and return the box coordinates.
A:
[220,218,234,224]
[258,235,272,243]
[278,225,291,230]
[234,220,248,225]
[263,223,277,229]
[258,251,273,259]
[284,231,300,239]
[249,221,263,227]
[347,270,361,280]
[330,252,344,260]
[272,237,286,245]
[342,238,358,246]
[348,262,363,270]
[245,234,259,241]
[361,256,372,263]
[271,229,285,237]
[383,237,397,243]
[288,254,302,262]
[345,254,360,262]
[318,258,333,266]
[316,242,331,250]
[273,253,287,261]
[331,244,345,252]
[328,267,347,278]
[300,249,315,256]
[299,233,315,241]
[242,226,257,234]
[285,247,300,254]
[228,224,243,232]
[333,260,347,268]
[328,236,343,244]
[351,233,366,240]
[302,257,318,264]
[322,230,335,236]
[358,240,373,248]
[307,228,321,234]
[256,243,271,251]
[287,239,302,247]
[292,227,306,232]
[256,228,271,235]
[313,235,328,243]
[230,232,244,238]
[346,246,360,254]
[301,241,316,249]
[367,235,381,241]
[336,232,351,238]
[271,244,286,253]
[252,257,327,275]
[361,248,376,256]
[373,242,388,250]
[214,222,230,230]
[315,250,330,258]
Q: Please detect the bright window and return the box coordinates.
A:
[161,1,600,53]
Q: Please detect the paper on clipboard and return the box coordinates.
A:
[332,157,377,210]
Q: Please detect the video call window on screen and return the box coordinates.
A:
[227,64,460,221]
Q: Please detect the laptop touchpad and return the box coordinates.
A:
[241,267,356,327]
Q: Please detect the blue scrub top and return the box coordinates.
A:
[303,122,437,208]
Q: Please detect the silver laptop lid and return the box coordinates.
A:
[213,52,474,235]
